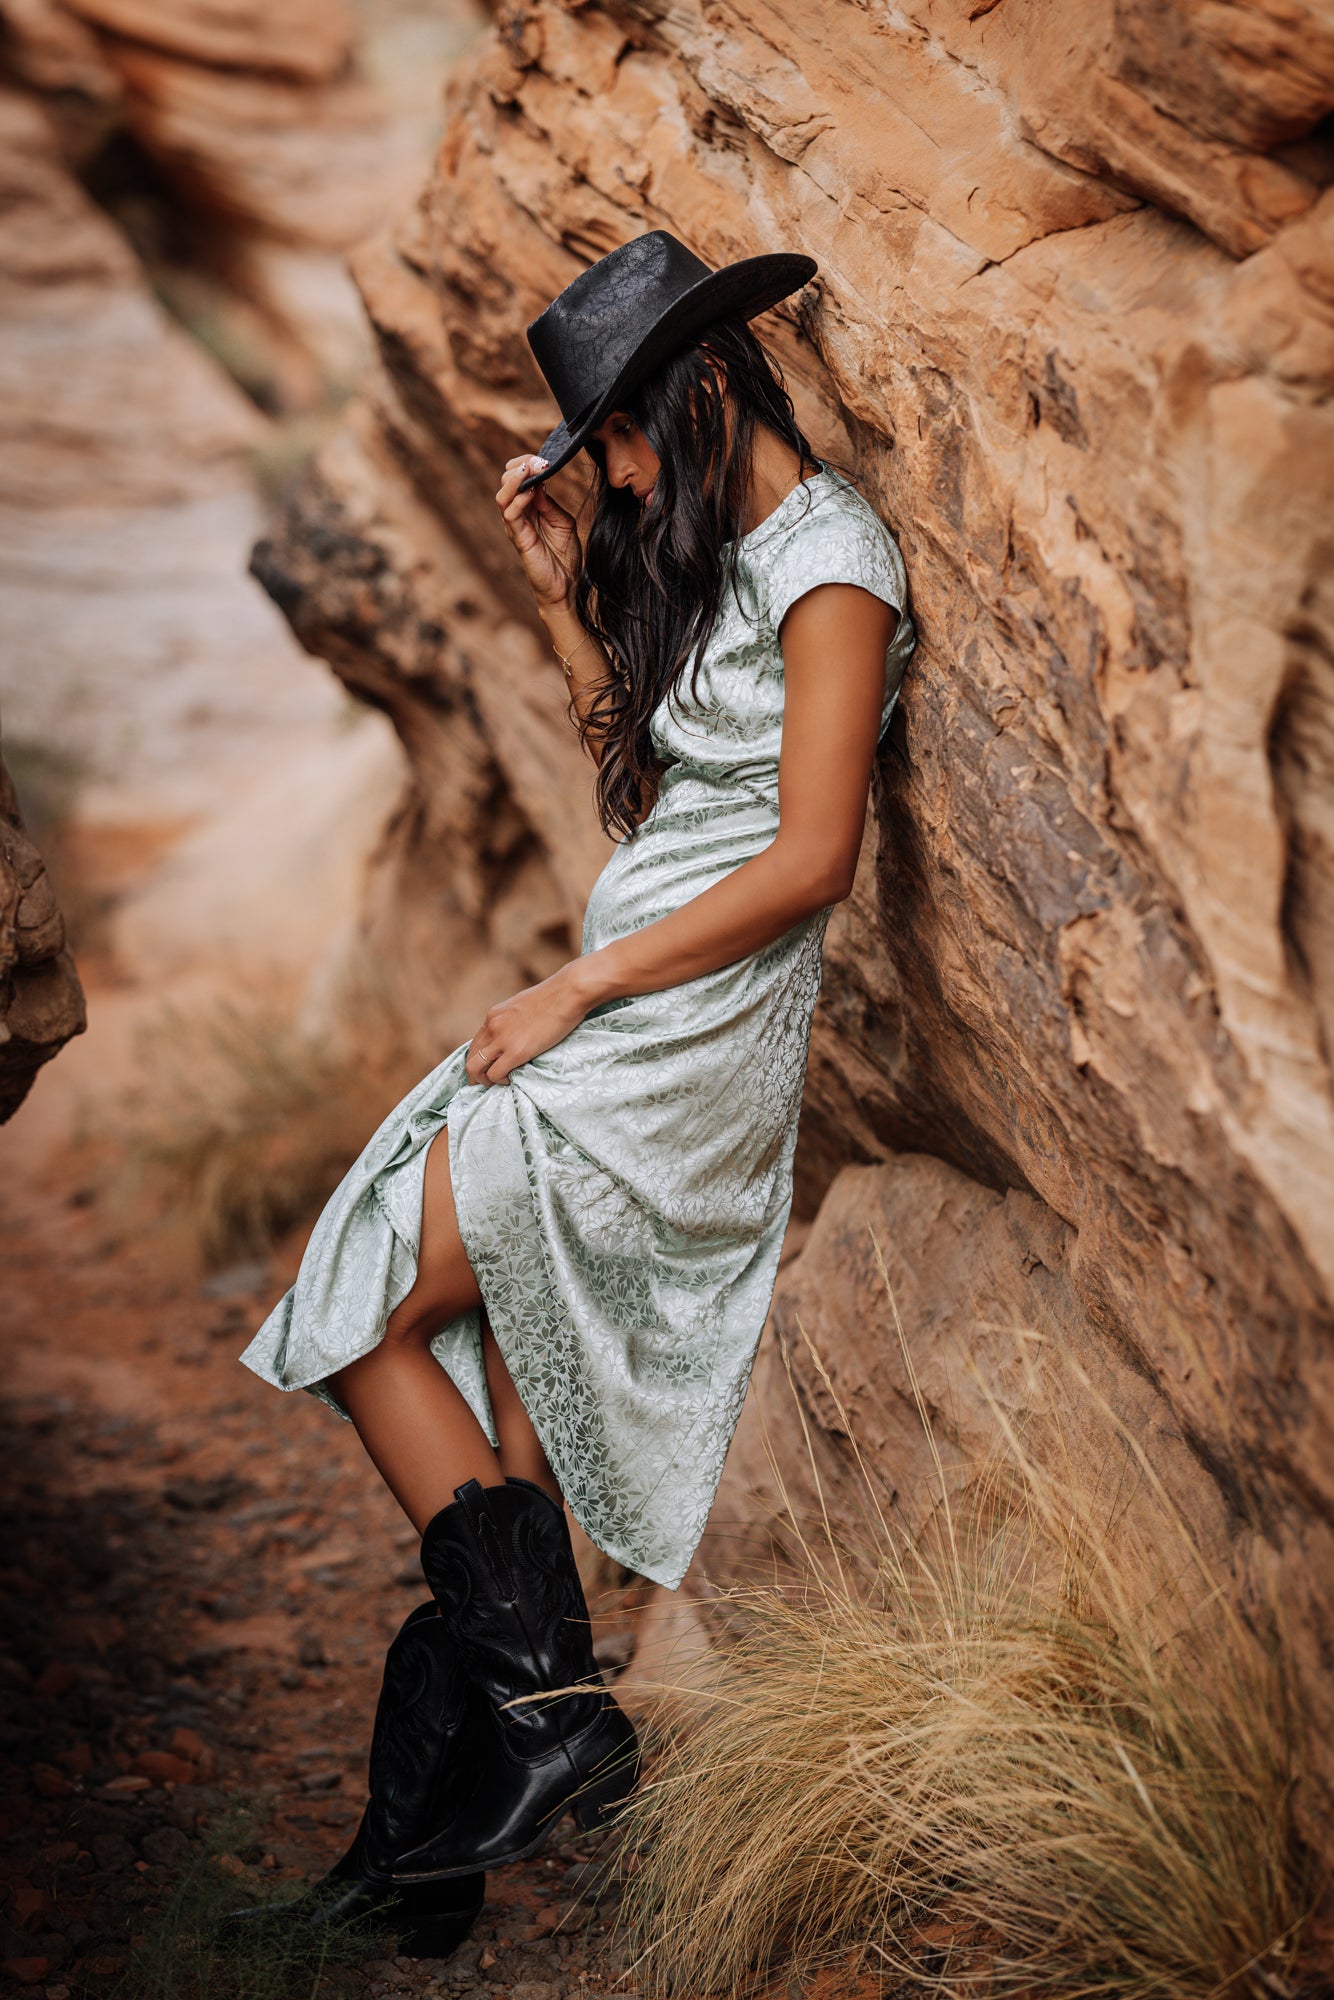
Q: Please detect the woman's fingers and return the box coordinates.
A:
[465,1031,515,1087]
[464,1038,493,1084]
[495,454,548,502]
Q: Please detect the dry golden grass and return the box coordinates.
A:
[120,988,424,1268]
[618,1280,1311,2000]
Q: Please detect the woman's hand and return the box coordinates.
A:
[496,455,582,607]
[464,962,600,1087]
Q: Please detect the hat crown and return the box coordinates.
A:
[526,231,713,426]
[515,230,817,492]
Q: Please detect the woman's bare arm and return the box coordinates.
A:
[573,582,894,998]
[465,580,896,1085]
[495,456,611,741]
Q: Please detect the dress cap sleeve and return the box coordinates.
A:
[762,490,907,636]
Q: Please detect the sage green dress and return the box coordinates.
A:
[241,462,914,1588]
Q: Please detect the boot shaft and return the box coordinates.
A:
[394,1480,641,1880]
[420,1479,607,1745]
[357,1600,476,1879]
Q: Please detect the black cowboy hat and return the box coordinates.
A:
[515,230,817,493]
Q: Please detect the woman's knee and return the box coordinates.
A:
[378,1295,444,1355]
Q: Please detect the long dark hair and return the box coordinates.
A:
[571,316,816,841]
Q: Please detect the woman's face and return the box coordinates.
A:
[590,410,661,509]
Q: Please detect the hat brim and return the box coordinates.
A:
[515,251,817,492]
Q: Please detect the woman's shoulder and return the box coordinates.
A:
[747,461,908,625]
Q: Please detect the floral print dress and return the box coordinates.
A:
[241,462,914,1588]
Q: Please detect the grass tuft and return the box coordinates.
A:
[111,1801,380,2000]
[119,989,423,1269]
[618,1282,1311,2000]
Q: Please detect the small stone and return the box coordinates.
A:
[562,1858,614,1899]
[30,1766,73,1800]
[10,1880,47,1923]
[1,1962,50,1986]
[91,1834,136,1872]
[45,1986,71,1999]
[140,1825,192,1868]
[296,1632,326,1668]
[132,1752,195,1786]
[34,1664,77,1699]
[99,1775,151,1796]
[478,1948,497,1971]
[168,1726,211,1769]
[298,1769,342,1793]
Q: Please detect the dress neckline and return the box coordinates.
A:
[727,458,830,551]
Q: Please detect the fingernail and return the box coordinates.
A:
[534,457,549,468]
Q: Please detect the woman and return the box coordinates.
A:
[238,230,915,1948]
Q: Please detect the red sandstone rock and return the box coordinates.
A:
[0,760,85,1124]
[0,88,264,507]
[103,42,400,247]
[61,0,356,84]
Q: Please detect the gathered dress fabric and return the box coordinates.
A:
[241,463,915,1589]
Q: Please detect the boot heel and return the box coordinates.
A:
[399,1911,476,1957]
[397,1878,485,1957]
[572,1750,639,1830]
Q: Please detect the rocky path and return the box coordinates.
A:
[0,1166,642,2000]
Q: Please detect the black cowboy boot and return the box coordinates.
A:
[393,1478,639,1882]
[224,1602,485,1954]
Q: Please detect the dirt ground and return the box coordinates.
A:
[0,1140,653,2000]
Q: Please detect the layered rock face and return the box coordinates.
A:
[0,0,429,411]
[252,0,1334,1835]
[0,759,85,1122]
[0,3,480,1061]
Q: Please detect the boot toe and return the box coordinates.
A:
[220,1868,485,1955]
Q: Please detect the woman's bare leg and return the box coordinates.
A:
[331,1129,499,1532]
[483,1319,560,1504]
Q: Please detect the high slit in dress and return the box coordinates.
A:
[241,461,915,1588]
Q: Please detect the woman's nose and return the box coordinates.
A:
[605,444,637,489]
